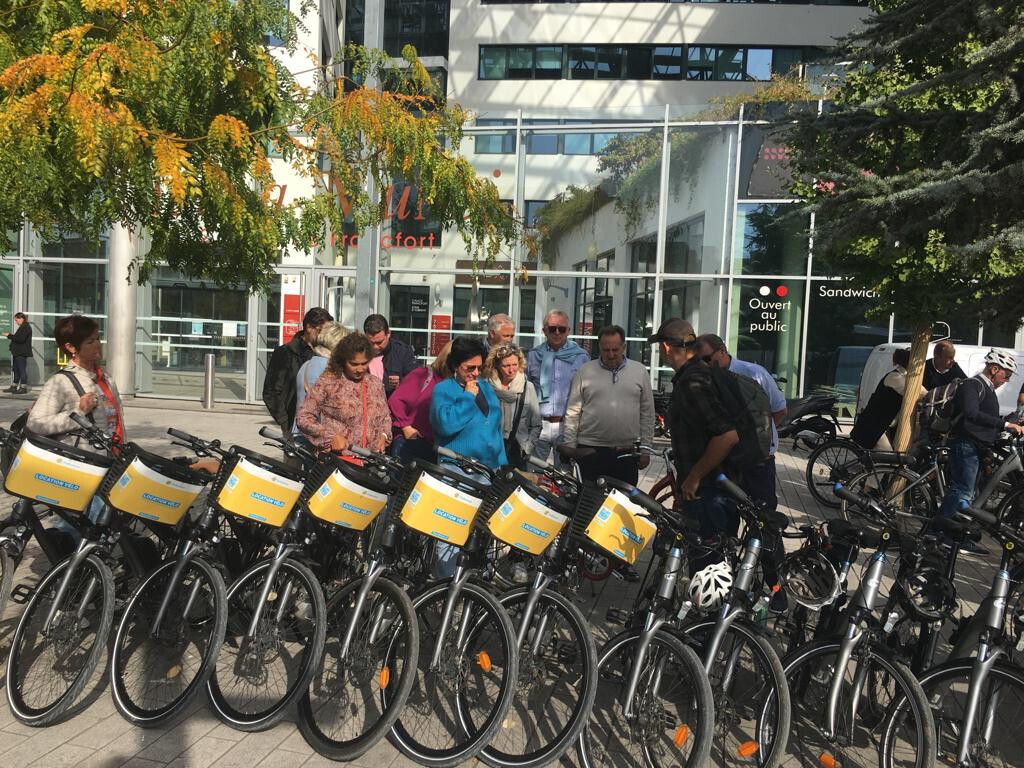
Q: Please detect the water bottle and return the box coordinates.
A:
[752,594,770,628]
[95,390,117,435]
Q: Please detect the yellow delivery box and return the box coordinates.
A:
[307,468,389,530]
[487,486,569,555]
[399,470,483,546]
[584,488,657,564]
[106,455,207,525]
[215,456,304,527]
[5,436,111,512]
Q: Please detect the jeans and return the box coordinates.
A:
[52,495,106,541]
[12,355,27,386]
[683,486,738,575]
[939,438,981,518]
[433,462,491,580]
[576,445,639,486]
[391,435,436,465]
[742,457,784,586]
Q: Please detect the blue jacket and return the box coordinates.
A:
[430,378,508,469]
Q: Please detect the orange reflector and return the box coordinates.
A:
[771,583,781,593]
[738,741,758,758]
[819,753,838,768]
[673,725,689,748]
[379,666,390,689]
[477,651,492,672]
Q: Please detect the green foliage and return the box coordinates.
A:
[785,0,1024,332]
[0,3,518,292]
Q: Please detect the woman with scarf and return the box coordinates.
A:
[484,343,541,469]
[296,332,391,454]
[387,340,452,463]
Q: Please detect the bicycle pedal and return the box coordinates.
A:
[10,582,34,605]
[606,607,630,625]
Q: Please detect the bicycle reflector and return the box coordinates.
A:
[737,740,758,758]
[476,651,492,672]
[819,753,839,768]
[379,666,390,689]
[673,725,690,748]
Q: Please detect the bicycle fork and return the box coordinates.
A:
[244,542,301,641]
[42,538,101,636]
[428,565,471,671]
[338,557,387,660]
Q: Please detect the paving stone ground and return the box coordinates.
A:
[0,398,999,767]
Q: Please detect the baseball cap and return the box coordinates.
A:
[647,318,696,346]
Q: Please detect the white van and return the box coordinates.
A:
[857,343,1024,417]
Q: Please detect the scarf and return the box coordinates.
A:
[488,370,526,399]
[537,340,587,403]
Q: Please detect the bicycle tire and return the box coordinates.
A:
[7,553,114,726]
[388,579,519,768]
[481,586,598,768]
[0,546,13,622]
[781,638,934,768]
[298,575,418,761]
[839,466,934,541]
[677,619,791,768]
[579,627,714,768]
[805,439,869,509]
[111,555,228,726]
[207,557,327,731]
[884,657,1024,768]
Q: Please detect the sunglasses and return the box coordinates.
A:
[545,326,568,334]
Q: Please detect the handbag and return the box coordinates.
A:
[504,388,527,468]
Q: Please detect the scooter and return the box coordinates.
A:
[776,386,839,450]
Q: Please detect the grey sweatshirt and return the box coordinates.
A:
[562,358,654,448]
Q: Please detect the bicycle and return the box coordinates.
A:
[383,447,520,768]
[885,500,1024,767]
[776,483,936,768]
[4,419,166,726]
[675,474,792,768]
[479,456,598,768]
[805,438,872,509]
[205,429,327,731]
[577,474,715,768]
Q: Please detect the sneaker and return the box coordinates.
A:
[3,386,16,394]
[510,561,529,584]
[956,538,989,556]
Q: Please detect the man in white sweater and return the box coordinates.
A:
[559,325,655,485]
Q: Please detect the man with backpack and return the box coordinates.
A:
[938,349,1024,530]
[650,319,746,541]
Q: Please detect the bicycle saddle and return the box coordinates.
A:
[869,450,915,466]
[930,516,983,544]
[827,518,883,550]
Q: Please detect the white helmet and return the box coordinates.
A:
[688,561,733,611]
[985,348,1017,373]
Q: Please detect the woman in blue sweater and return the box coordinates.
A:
[430,337,507,469]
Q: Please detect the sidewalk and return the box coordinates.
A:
[0,396,1000,767]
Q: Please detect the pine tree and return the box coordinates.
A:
[786,0,1024,449]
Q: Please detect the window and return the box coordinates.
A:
[507,46,534,79]
[524,200,548,228]
[716,46,745,81]
[474,119,515,154]
[479,47,507,79]
[596,46,624,79]
[745,48,774,81]
[625,46,653,79]
[535,46,563,79]
[389,180,443,247]
[652,46,683,79]
[567,46,596,79]
[525,120,559,155]
[574,254,613,357]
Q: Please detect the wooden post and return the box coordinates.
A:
[893,323,931,452]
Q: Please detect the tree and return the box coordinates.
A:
[0,0,518,292]
[786,0,1024,450]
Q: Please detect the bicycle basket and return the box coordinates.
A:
[571,482,657,565]
[303,457,392,531]
[486,470,573,556]
[210,447,305,527]
[397,461,489,547]
[100,445,209,525]
[778,548,841,610]
[4,432,113,512]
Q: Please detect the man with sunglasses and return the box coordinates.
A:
[649,318,741,556]
[526,310,589,463]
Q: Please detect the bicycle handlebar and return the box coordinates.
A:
[164,427,226,457]
[436,445,495,481]
[716,473,789,532]
[596,476,666,520]
[715,473,751,506]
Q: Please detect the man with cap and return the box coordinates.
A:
[650,318,741,546]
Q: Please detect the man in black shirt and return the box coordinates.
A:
[923,339,967,390]
[938,349,1023,524]
[650,318,740,540]
[262,307,333,432]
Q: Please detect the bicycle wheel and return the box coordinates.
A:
[579,627,713,768]
[678,619,790,768]
[388,579,519,768]
[885,658,1024,768]
[781,638,934,768]
[481,586,598,768]
[6,553,114,726]
[111,556,228,726]
[806,439,869,509]
[208,557,326,731]
[298,575,418,761]
[839,466,934,541]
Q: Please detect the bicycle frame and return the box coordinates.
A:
[700,537,762,675]
[972,441,1023,511]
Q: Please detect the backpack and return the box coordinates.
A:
[709,366,773,471]
[918,379,965,435]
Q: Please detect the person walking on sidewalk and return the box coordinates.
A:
[526,310,588,463]
[6,312,31,394]
[559,325,654,486]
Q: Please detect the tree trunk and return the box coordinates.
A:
[892,323,931,453]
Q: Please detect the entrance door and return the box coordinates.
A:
[315,268,358,333]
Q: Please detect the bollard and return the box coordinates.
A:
[202,353,215,409]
